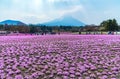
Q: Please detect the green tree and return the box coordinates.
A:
[100,19,119,31]
[112,19,119,31]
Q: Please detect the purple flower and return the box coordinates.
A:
[15,75,23,79]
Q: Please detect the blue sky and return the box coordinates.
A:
[0,0,120,25]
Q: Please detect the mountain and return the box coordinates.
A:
[0,20,26,25]
[42,16,85,26]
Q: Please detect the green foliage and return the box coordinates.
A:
[0,25,4,30]
[100,19,119,31]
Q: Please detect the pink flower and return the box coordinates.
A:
[15,75,23,79]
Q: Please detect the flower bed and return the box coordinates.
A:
[0,35,120,79]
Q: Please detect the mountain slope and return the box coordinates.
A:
[0,20,26,25]
[42,16,85,26]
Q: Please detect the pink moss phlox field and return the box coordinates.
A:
[0,35,120,79]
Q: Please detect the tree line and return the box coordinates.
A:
[0,24,82,34]
[100,19,119,31]
[0,19,119,34]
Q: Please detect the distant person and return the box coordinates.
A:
[108,31,111,34]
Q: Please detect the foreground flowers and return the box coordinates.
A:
[0,35,120,79]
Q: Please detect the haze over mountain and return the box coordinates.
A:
[0,20,26,25]
[42,15,85,26]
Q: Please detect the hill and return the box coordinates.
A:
[0,20,26,25]
[42,15,85,26]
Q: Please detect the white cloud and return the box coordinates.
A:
[1,0,120,24]
[57,5,84,16]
